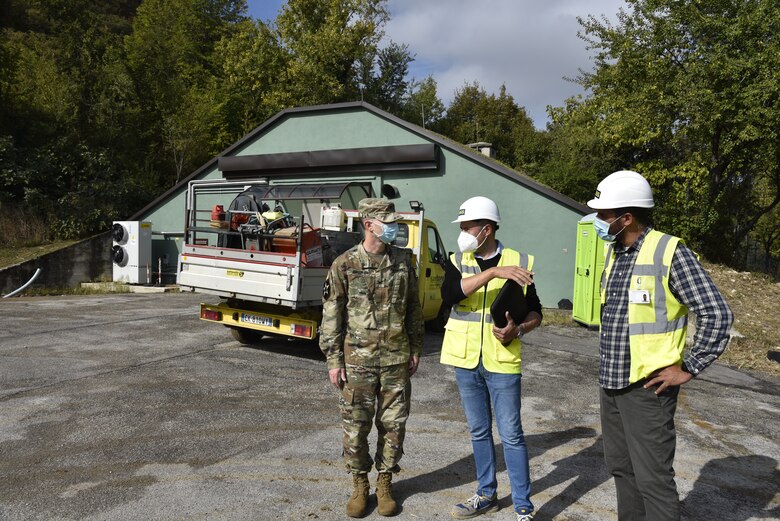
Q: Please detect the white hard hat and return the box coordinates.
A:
[587,170,655,210]
[452,196,501,223]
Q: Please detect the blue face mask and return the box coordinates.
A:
[374,221,398,244]
[594,214,626,242]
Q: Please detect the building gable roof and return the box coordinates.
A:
[132,101,589,219]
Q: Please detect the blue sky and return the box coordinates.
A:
[245,0,625,128]
[245,0,285,22]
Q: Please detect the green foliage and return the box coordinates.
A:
[358,41,412,113]
[124,0,246,188]
[214,0,409,139]
[1,0,149,243]
[748,175,780,275]
[400,76,445,130]
[275,0,389,105]
[572,0,780,264]
[532,96,624,202]
[1,0,412,245]
[441,82,537,168]
[214,18,289,135]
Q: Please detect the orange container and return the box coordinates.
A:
[272,227,323,266]
[211,205,225,221]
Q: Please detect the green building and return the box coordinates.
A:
[132,101,589,308]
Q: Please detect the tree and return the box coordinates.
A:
[0,0,149,240]
[214,18,289,136]
[215,0,399,137]
[357,41,412,113]
[274,0,389,105]
[748,176,780,275]
[576,0,780,264]
[441,82,536,168]
[125,0,246,188]
[527,95,627,203]
[400,76,445,130]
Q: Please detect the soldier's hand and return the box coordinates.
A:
[491,265,534,286]
[329,367,346,389]
[492,312,520,345]
[409,355,420,376]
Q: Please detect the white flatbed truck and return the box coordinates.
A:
[177,179,449,344]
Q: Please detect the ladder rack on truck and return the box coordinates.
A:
[178,180,366,309]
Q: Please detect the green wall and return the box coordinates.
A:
[377,152,583,308]
[139,105,585,306]
[236,110,428,155]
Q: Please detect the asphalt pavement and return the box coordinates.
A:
[0,293,777,521]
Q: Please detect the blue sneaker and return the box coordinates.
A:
[451,493,499,519]
[516,509,535,521]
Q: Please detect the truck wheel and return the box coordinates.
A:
[229,327,263,345]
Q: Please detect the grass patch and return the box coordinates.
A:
[0,241,78,269]
[22,284,130,296]
[704,262,780,378]
[541,308,581,328]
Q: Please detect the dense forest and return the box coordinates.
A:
[1,0,778,274]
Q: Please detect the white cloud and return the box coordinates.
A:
[386,0,625,128]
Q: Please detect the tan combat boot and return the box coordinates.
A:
[375,472,398,516]
[346,473,370,518]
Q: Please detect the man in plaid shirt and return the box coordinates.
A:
[587,171,733,521]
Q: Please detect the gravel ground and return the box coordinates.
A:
[0,293,777,521]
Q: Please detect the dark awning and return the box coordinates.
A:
[218,143,438,178]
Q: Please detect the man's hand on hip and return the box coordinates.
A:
[644,365,693,394]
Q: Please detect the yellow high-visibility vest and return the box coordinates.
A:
[601,229,688,383]
[440,248,533,374]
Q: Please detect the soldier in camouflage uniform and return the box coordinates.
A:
[320,197,425,518]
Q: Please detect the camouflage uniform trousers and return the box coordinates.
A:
[340,362,411,474]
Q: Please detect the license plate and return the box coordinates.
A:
[240,313,272,327]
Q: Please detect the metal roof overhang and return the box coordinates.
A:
[218,143,438,179]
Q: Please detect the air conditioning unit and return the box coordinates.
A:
[111,221,152,284]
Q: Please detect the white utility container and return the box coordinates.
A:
[321,205,346,231]
[111,221,152,284]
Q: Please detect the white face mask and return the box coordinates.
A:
[457,225,487,253]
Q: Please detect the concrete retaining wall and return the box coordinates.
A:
[0,233,112,295]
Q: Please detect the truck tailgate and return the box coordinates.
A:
[178,247,327,308]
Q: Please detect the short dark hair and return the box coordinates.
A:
[477,219,499,233]
[615,207,653,226]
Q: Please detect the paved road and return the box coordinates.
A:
[0,293,778,521]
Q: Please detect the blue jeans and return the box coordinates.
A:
[455,360,533,514]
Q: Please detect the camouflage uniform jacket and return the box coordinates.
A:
[320,242,424,370]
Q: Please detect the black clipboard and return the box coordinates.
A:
[490,279,529,328]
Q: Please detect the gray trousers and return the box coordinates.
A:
[600,383,680,521]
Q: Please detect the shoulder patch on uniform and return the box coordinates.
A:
[322,277,331,300]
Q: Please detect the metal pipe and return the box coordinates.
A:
[3,268,42,298]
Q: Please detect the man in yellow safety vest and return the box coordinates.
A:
[440,196,542,521]
[588,170,733,521]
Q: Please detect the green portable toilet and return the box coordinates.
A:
[572,214,607,327]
